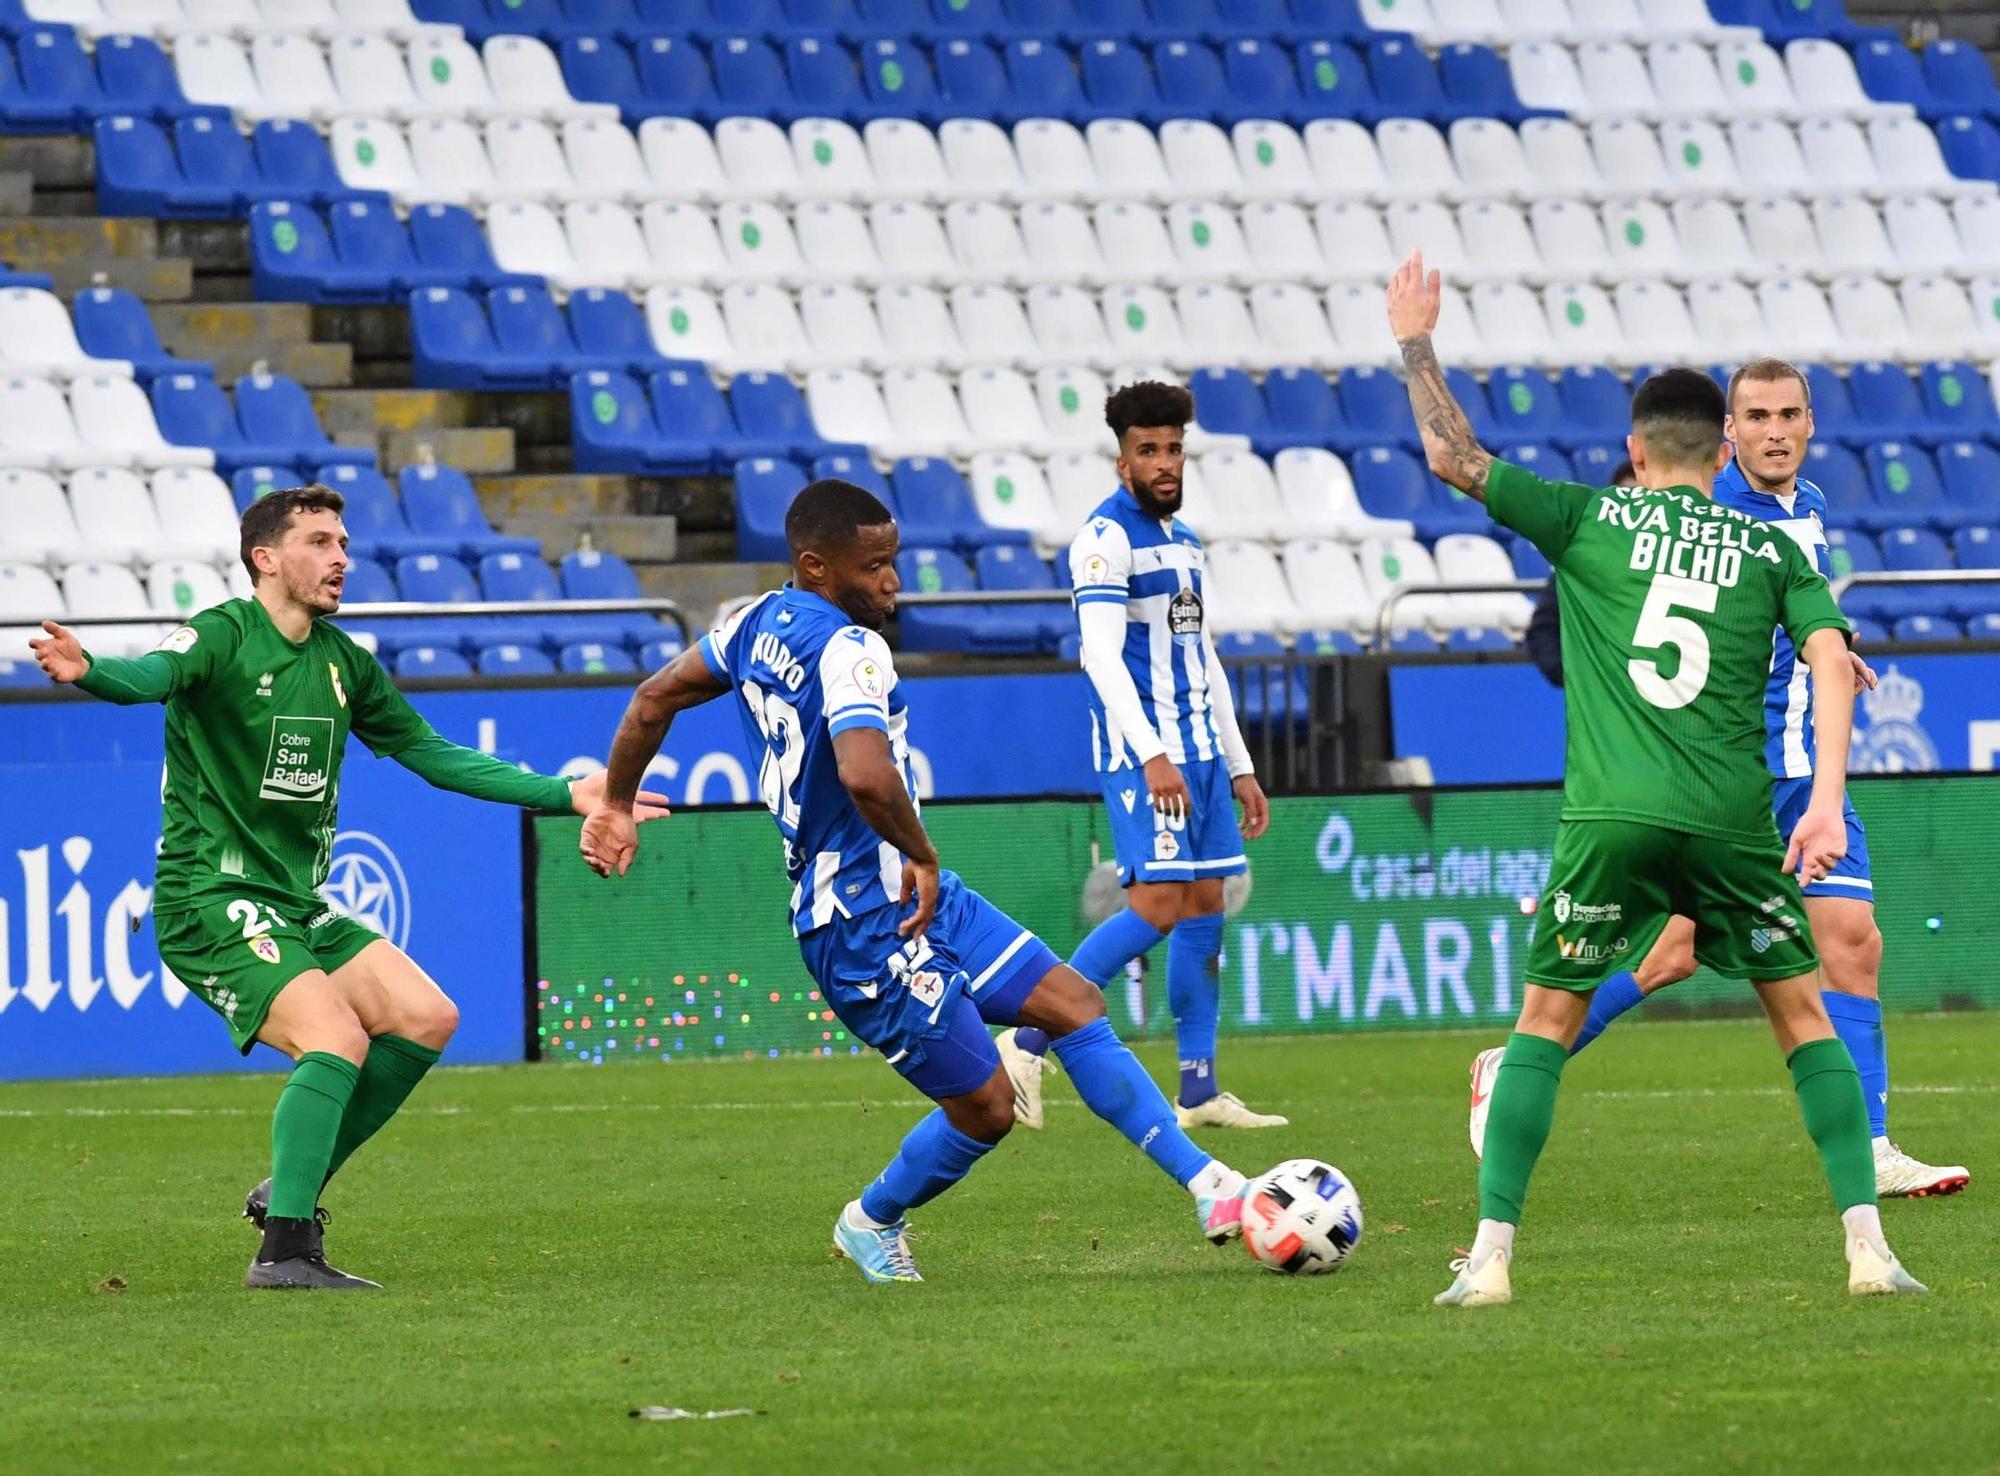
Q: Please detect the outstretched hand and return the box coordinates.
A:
[1385,250,1441,345]
[580,806,639,878]
[568,770,671,823]
[28,619,87,684]
[1783,804,1848,885]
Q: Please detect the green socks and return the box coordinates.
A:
[270,1052,361,1220]
[324,1034,443,1185]
[1478,1031,1569,1225]
[1788,1036,1877,1212]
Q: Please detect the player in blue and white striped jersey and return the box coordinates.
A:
[998,382,1284,1135]
[1468,360,1967,1198]
[580,478,1253,1283]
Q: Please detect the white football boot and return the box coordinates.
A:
[1468,1046,1504,1161]
[1176,1091,1288,1129]
[1847,1238,1928,1296]
[995,1028,1051,1131]
[1874,1139,1970,1199]
[1434,1246,1513,1308]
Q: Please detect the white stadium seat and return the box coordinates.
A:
[1243,202,1334,288]
[638,118,732,204]
[1092,202,1179,285]
[487,201,585,288]
[1510,41,1590,117]
[67,466,166,563]
[1026,284,1114,369]
[1375,120,1464,204]
[1272,447,1415,541]
[486,117,586,204]
[72,375,213,471]
[1601,199,1689,283]
[1467,280,1559,365]
[146,559,231,621]
[1743,198,1826,280]
[1312,201,1398,282]
[793,200,885,285]
[60,560,162,656]
[1798,118,1886,200]
[1869,117,1996,201]
[1045,450,1120,539]
[958,368,1059,459]
[1448,118,1546,203]
[1898,275,1983,361]
[407,117,510,208]
[1674,197,1764,280]
[150,468,242,564]
[939,118,1027,203]
[1543,281,1631,367]
[881,376,990,460]
[248,33,351,123]
[1756,275,1843,362]
[720,283,816,374]
[1576,42,1662,121]
[1828,274,1912,361]
[716,201,808,287]
[1020,202,1110,286]
[0,470,86,565]
[1181,448,1285,543]
[1611,279,1699,364]
[944,200,1041,287]
[638,203,730,288]
[331,118,421,204]
[1812,196,1898,280]
[1520,118,1612,202]
[1588,120,1672,200]
[1434,533,1533,634]
[482,35,617,124]
[1658,119,1744,198]
[1203,540,1294,635]
[1324,282,1399,368]
[797,284,891,372]
[1167,201,1259,285]
[1014,118,1100,202]
[327,33,432,122]
[1644,40,1729,120]
[864,119,961,204]
[1176,283,1261,370]
[1280,538,1375,633]
[174,33,270,119]
[649,283,741,371]
[790,118,877,203]
[1714,40,1802,120]
[1686,277,1770,362]
[1035,365,1114,455]
[714,117,802,204]
[1885,194,1969,279]
[869,202,958,287]
[1100,284,1190,368]
[1302,120,1393,204]
[564,117,651,206]
[1159,120,1245,205]
[1249,282,1342,365]
[1231,121,1313,203]
[1087,119,1174,205]
[970,452,1061,547]
[0,288,129,381]
[952,284,1045,370]
[1784,39,1914,124]
[1530,198,1616,282]
[406,34,508,121]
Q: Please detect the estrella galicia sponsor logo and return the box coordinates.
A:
[259,715,334,801]
[1852,665,1938,773]
[317,830,411,949]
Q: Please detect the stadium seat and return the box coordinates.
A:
[72,373,216,471]
[409,286,555,389]
[733,368,864,461]
[395,645,474,677]
[1924,39,2000,124]
[477,642,558,676]
[575,365,733,473]
[96,34,230,125]
[235,373,372,469]
[250,202,395,303]
[1804,441,1871,528]
[732,454,804,561]
[1920,361,2000,442]
[0,288,126,382]
[1935,440,2000,528]
[95,115,236,218]
[402,463,541,560]
[10,26,104,133]
[330,198,477,296]
[558,640,638,674]
[330,118,424,206]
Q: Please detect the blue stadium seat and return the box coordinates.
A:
[414,0,494,40]
[1067,0,1149,43]
[934,39,1013,119]
[649,365,763,469]
[858,38,944,125]
[734,370,867,461]
[1891,614,1960,642]
[1187,366,1272,450]
[1947,528,2000,618]
[1148,0,1225,41]
[1422,477,1497,538]
[1853,37,1947,118]
[1153,40,1236,125]
[1486,367,1562,445]
[712,35,794,120]
[1934,439,2000,527]
[895,454,1023,550]
[95,115,235,218]
[1294,40,1379,123]
[10,27,99,133]
[561,547,642,599]
[734,455,807,560]
[477,550,563,603]
[1879,525,1953,575]
[1805,441,1872,528]
[1445,626,1512,652]
[1569,444,1628,485]
[811,453,893,507]
[96,35,228,125]
[1366,37,1471,127]
[1500,443,1573,483]
[250,202,394,303]
[1348,444,1430,522]
[635,36,724,123]
[396,645,474,677]
[1220,39,1301,128]
[410,286,554,390]
[1293,626,1362,654]
[152,374,296,473]
[489,284,623,381]
[1282,0,1368,42]
[175,116,294,211]
[784,36,869,124]
[1445,367,1496,444]
[478,642,559,676]
[1384,629,1439,653]
[73,287,211,382]
[559,640,640,673]
[229,463,303,513]
[1553,366,1630,451]
[1509,537,1551,580]
[237,373,373,468]
[1335,366,1417,451]
[1801,363,1858,445]
[330,198,468,296]
[1214,0,1295,43]
[1438,42,1555,127]
[931,0,1018,43]
[898,545,1037,653]
[1846,362,1935,445]
[253,120,382,211]
[409,203,545,292]
[1261,366,1345,455]
[848,0,931,40]
[562,35,649,125]
[1918,361,1999,441]
[637,634,687,668]
[341,556,397,605]
[1824,526,1881,579]
[972,542,1064,649]
[1935,113,2000,184]
[1081,38,1166,124]
[1923,39,2000,123]
[569,287,681,376]
[470,550,591,647]
[572,370,685,474]
[396,552,479,605]
[1004,39,1094,125]
[318,463,460,561]
[1847,615,1890,645]
[404,464,543,559]
[1864,442,1955,532]
[1955,524,2000,569]
[1215,629,1306,723]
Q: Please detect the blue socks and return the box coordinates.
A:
[1823,991,1889,1137]
[1051,1016,1212,1186]
[1569,971,1644,1057]
[859,1110,995,1224]
[1169,912,1224,1107]
[1015,907,1168,1060]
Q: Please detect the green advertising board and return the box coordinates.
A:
[530,776,1998,1064]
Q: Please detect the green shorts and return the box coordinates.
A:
[1525,819,1819,990]
[155,895,381,1053]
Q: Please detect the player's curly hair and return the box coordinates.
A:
[785,477,895,558]
[1630,369,1725,470]
[239,483,346,582]
[1104,380,1194,442]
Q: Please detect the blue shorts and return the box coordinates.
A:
[1100,755,1247,886]
[797,869,1061,1100]
[1772,775,1873,901]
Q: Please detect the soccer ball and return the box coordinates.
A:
[1240,1159,1363,1276]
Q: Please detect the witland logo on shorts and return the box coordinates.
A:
[1555,933,1630,964]
[259,716,334,802]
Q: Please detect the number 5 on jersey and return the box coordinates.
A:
[1629,573,1718,710]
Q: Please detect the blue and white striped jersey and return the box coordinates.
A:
[698,585,918,937]
[1067,485,1221,772]
[1713,458,1834,780]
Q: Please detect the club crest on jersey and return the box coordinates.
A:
[247,936,282,965]
[1168,588,1203,646]
[1153,830,1181,861]
[328,662,346,708]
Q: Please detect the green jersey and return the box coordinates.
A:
[76,598,573,915]
[1485,461,1849,846]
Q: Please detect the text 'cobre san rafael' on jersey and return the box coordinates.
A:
[700,585,920,937]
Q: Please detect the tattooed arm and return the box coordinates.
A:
[1384,250,1494,502]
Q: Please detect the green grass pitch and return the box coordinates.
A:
[3,1016,1995,1475]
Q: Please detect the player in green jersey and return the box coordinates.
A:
[1382,252,1926,1306]
[29,484,667,1290]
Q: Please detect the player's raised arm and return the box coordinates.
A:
[579,642,729,876]
[33,613,228,702]
[1385,250,1493,501]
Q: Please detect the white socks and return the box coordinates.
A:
[1471,1219,1516,1265]
[1186,1160,1246,1198]
[845,1199,892,1232]
[1842,1203,1889,1259]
